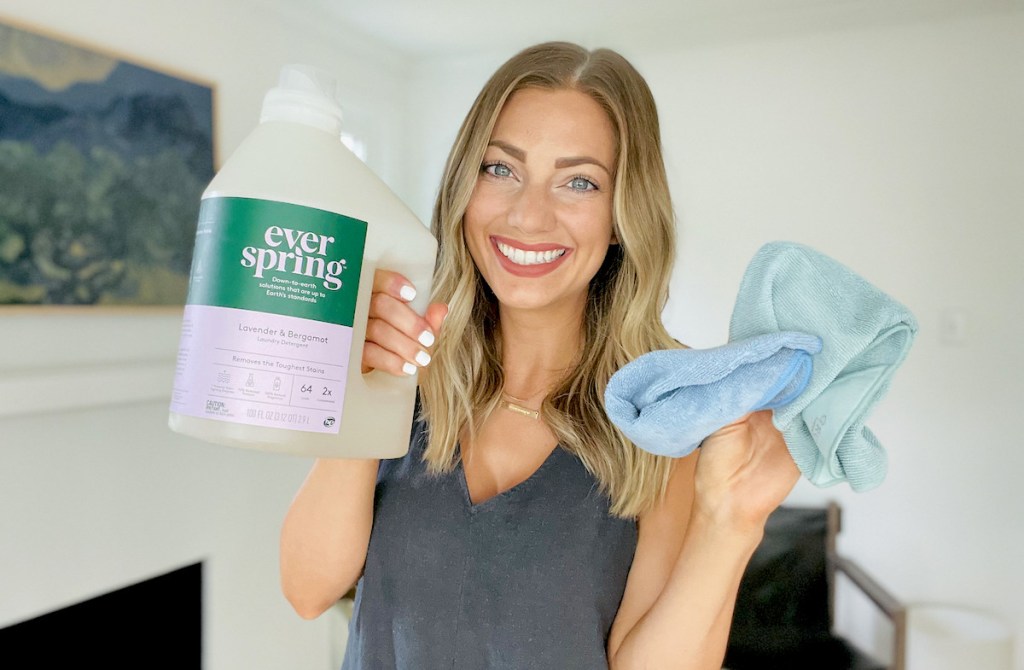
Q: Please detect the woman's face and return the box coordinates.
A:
[464,87,617,317]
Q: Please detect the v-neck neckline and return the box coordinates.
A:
[456,444,563,512]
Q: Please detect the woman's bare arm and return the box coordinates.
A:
[280,457,380,618]
[609,410,800,669]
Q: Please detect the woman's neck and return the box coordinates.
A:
[498,302,584,400]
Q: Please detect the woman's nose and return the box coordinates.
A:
[507,183,555,234]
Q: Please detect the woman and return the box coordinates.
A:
[280,42,799,669]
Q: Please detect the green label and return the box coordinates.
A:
[186,197,366,325]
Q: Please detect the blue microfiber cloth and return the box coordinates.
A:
[730,241,918,491]
[604,332,822,458]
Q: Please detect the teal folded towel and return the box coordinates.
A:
[604,332,822,458]
[730,241,917,491]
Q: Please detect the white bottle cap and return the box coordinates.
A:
[260,64,344,135]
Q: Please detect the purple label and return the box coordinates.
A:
[170,305,353,433]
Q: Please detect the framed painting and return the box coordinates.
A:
[0,19,214,306]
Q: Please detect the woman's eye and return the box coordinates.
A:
[568,176,598,192]
[483,162,512,178]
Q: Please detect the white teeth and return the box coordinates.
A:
[497,242,567,266]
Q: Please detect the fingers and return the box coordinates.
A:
[372,268,419,302]
[362,269,447,377]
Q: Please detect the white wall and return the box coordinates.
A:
[0,1,409,668]
[404,9,1024,668]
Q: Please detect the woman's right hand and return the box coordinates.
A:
[361,269,448,376]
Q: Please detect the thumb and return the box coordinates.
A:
[425,302,449,335]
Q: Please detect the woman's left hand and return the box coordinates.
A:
[692,410,800,536]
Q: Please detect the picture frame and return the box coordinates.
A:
[0,18,215,307]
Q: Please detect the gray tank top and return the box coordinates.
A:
[341,417,639,669]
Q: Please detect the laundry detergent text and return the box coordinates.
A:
[240,225,347,290]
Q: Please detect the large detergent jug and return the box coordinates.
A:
[168,65,436,458]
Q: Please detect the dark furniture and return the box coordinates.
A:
[724,502,906,670]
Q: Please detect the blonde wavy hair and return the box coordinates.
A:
[419,42,681,518]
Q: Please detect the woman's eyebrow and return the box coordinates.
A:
[488,140,525,161]
[488,140,611,176]
[555,156,611,176]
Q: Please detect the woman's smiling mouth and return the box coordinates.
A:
[490,236,572,276]
[496,242,567,266]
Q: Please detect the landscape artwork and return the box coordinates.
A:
[0,20,214,305]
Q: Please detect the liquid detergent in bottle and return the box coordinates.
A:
[168,64,436,458]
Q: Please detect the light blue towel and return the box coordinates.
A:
[730,241,917,491]
[604,332,822,458]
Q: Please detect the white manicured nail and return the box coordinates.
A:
[402,362,417,376]
[415,350,431,366]
[399,285,416,301]
[418,330,435,347]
